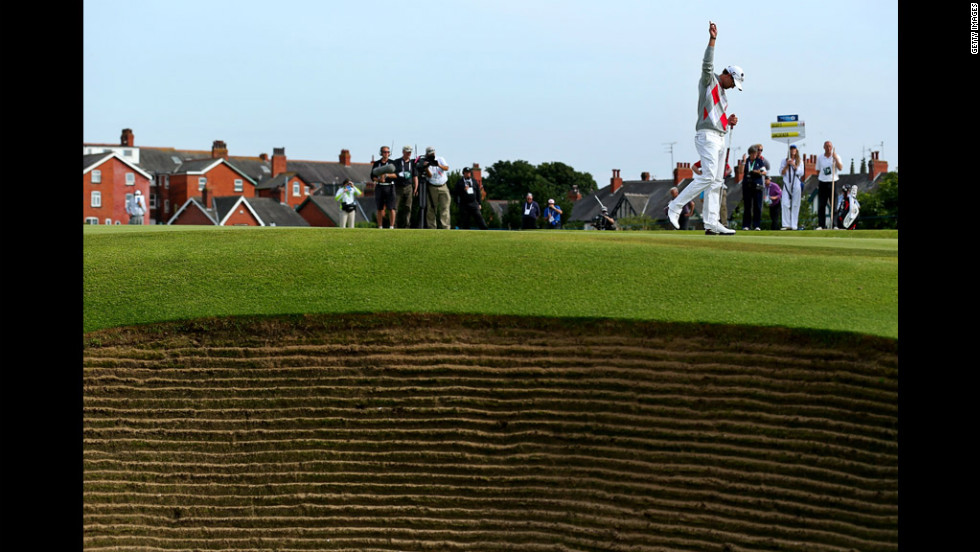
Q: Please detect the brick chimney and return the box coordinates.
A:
[272,147,287,177]
[567,185,582,203]
[803,154,818,180]
[259,153,269,162]
[339,149,352,167]
[610,169,623,193]
[471,163,486,200]
[673,163,693,186]
[211,140,228,159]
[121,128,134,147]
[869,151,888,181]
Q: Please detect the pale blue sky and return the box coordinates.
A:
[83,0,898,187]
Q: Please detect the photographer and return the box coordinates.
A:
[421,146,451,229]
[334,178,363,228]
[391,146,418,228]
[593,207,616,230]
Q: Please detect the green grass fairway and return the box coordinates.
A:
[83,226,897,338]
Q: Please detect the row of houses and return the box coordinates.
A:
[83,129,482,227]
[83,128,889,229]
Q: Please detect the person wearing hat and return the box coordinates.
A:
[594,206,616,231]
[371,145,397,228]
[127,189,146,225]
[779,144,804,230]
[391,145,418,228]
[543,198,563,229]
[454,167,488,230]
[334,178,363,228]
[666,20,742,236]
[521,193,541,230]
[421,146,451,229]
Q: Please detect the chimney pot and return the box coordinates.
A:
[211,140,229,160]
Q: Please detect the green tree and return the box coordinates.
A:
[856,172,898,229]
[484,159,597,230]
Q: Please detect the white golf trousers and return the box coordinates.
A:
[671,130,726,229]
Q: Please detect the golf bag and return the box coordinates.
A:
[836,185,860,230]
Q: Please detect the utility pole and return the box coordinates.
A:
[663,142,677,175]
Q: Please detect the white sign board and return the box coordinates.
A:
[771,116,805,144]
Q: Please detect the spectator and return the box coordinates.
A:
[391,145,418,229]
[779,144,804,230]
[455,167,488,230]
[543,199,563,229]
[371,146,397,229]
[521,193,541,230]
[421,146,451,229]
[666,186,695,230]
[127,190,146,225]
[765,175,782,230]
[752,143,771,174]
[815,140,844,229]
[740,145,766,230]
[334,178,363,228]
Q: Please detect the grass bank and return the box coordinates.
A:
[83,226,897,338]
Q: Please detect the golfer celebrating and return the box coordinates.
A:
[667,20,744,235]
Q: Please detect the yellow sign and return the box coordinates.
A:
[771,120,805,142]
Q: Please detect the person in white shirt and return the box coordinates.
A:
[334,179,363,228]
[422,146,451,229]
[127,190,146,225]
[815,140,844,229]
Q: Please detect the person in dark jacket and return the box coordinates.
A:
[740,145,766,230]
[521,193,541,229]
[454,167,488,230]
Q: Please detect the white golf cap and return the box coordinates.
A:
[726,65,744,90]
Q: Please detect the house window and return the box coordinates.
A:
[234,179,243,192]
[105,218,112,225]
[91,170,102,183]
[91,191,102,208]
[85,217,99,225]
[126,173,135,185]
[199,177,207,191]
[149,194,157,208]
[293,182,301,196]
[164,199,170,213]
[164,175,169,189]
[123,149,133,157]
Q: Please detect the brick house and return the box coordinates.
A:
[296,194,371,227]
[82,151,153,225]
[167,157,258,212]
[254,148,313,209]
[84,129,377,225]
[169,195,310,226]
